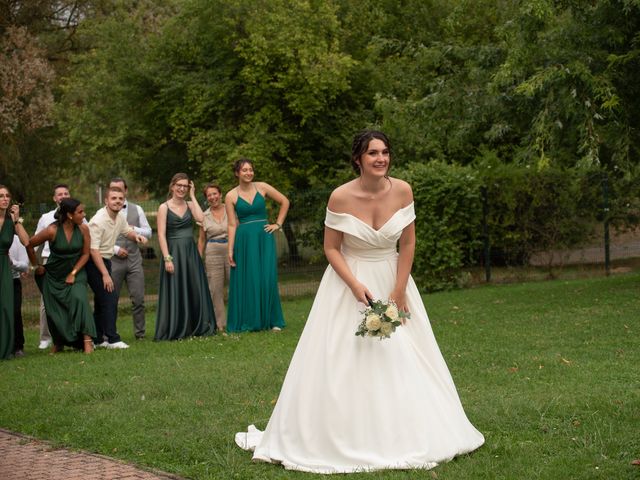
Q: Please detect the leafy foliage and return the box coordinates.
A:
[477,156,599,269]
[0,26,55,194]
[399,161,483,291]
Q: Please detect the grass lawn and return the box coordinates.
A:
[1,273,639,479]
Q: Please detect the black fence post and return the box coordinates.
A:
[601,172,611,276]
[481,186,491,282]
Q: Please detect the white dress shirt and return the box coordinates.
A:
[34,209,57,259]
[9,235,29,280]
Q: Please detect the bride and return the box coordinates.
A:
[236,130,484,473]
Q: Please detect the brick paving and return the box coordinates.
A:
[0,429,186,480]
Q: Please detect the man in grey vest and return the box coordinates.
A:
[109,177,152,339]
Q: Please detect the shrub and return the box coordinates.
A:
[399,162,482,291]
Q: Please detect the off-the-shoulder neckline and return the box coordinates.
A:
[326,202,414,232]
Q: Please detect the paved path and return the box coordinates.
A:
[0,429,186,480]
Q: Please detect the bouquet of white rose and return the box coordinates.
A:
[355,298,409,340]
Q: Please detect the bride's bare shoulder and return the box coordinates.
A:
[390,177,414,205]
[327,180,358,213]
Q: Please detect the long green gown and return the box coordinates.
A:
[0,215,15,360]
[36,224,96,348]
[227,191,285,332]
[155,206,216,340]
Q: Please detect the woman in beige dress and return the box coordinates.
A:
[198,183,230,333]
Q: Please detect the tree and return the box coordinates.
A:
[0,0,118,204]
[493,0,640,171]
[58,0,367,259]
[0,25,55,198]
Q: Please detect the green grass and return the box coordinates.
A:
[1,273,639,479]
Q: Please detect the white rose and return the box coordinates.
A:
[385,304,399,321]
[365,314,382,331]
[380,322,394,336]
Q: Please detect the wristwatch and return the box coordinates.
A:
[14,217,24,225]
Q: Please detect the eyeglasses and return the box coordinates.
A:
[175,184,190,190]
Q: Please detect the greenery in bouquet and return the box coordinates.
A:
[355,299,409,340]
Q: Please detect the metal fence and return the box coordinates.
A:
[13,192,640,323]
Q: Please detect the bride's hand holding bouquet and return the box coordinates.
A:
[349,281,373,306]
[389,288,409,325]
[355,296,410,340]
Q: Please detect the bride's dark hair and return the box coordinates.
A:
[350,130,392,174]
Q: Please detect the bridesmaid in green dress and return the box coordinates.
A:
[0,185,30,360]
[27,198,95,354]
[225,159,289,333]
[155,173,216,340]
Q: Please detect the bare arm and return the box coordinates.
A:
[389,222,415,315]
[225,192,237,267]
[66,224,91,285]
[186,181,204,223]
[197,226,206,257]
[27,225,56,274]
[9,205,29,246]
[324,226,372,305]
[261,182,290,233]
[389,180,415,315]
[157,203,174,274]
[187,199,205,224]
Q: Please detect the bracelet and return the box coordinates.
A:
[70,269,78,276]
[14,217,24,225]
[30,264,42,272]
[164,255,174,262]
[275,222,282,230]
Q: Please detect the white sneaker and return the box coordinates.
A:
[271,327,282,332]
[38,340,51,350]
[95,341,109,348]
[106,341,129,349]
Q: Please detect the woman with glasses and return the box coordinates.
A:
[155,173,216,340]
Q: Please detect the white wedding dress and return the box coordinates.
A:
[235,203,484,473]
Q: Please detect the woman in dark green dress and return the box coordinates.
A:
[27,198,95,353]
[155,173,216,340]
[0,185,30,360]
[225,159,289,333]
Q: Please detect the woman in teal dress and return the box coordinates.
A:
[225,159,289,333]
[155,173,216,340]
[27,198,95,354]
[0,185,30,360]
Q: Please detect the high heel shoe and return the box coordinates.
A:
[83,336,94,354]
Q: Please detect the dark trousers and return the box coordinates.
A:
[85,257,121,344]
[13,278,24,351]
